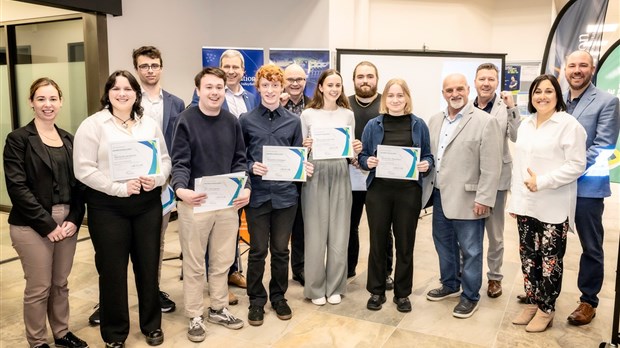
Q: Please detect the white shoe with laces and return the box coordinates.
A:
[327,294,341,305]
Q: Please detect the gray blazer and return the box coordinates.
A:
[422,102,502,219]
[489,97,521,191]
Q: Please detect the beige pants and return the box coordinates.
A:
[177,202,238,317]
[10,204,77,347]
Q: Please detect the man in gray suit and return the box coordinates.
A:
[564,50,620,326]
[472,63,521,298]
[424,73,501,319]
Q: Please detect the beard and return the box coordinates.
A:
[449,98,465,110]
[568,73,592,91]
[355,84,377,98]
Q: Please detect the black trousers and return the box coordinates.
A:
[246,201,297,306]
[87,188,162,343]
[349,191,394,277]
[365,180,421,298]
[290,183,304,275]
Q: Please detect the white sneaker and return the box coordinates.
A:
[311,297,326,306]
[327,294,341,305]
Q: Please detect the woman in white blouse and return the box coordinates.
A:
[508,74,586,333]
[73,71,171,348]
[300,69,362,306]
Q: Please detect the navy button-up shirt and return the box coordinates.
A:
[239,104,303,208]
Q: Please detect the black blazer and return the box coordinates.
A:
[4,120,85,237]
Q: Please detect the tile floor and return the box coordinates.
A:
[1,185,618,347]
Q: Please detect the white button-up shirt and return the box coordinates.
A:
[225,86,248,117]
[508,111,586,229]
[435,109,463,187]
[141,88,164,131]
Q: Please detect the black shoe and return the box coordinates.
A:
[347,271,356,278]
[426,286,460,301]
[159,291,176,313]
[169,210,178,221]
[292,272,305,286]
[248,305,265,326]
[33,344,50,348]
[144,328,164,346]
[386,276,394,291]
[54,331,88,348]
[393,297,412,313]
[453,298,479,318]
[367,294,387,310]
[272,299,292,320]
[88,304,100,326]
[105,343,124,348]
[517,293,527,303]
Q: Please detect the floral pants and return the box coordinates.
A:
[517,215,568,313]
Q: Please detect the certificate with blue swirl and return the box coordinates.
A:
[310,126,354,160]
[375,144,420,180]
[193,172,247,213]
[108,139,162,181]
[262,146,308,182]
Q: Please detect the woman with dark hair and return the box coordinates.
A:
[4,78,88,348]
[508,74,586,332]
[73,70,171,347]
[300,69,362,306]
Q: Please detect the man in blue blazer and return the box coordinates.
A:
[189,49,257,115]
[564,50,620,326]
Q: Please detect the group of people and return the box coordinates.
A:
[4,47,619,348]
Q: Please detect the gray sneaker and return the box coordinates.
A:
[187,316,206,342]
[208,307,244,330]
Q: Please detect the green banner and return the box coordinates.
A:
[596,45,620,183]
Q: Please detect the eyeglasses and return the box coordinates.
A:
[286,77,306,84]
[138,64,161,71]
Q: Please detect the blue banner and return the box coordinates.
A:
[269,49,330,98]
[201,47,264,96]
[542,0,609,90]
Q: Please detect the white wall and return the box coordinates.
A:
[106,0,330,104]
[105,0,558,104]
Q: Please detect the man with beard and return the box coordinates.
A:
[424,73,501,319]
[280,63,310,286]
[563,50,620,326]
[347,61,395,288]
[472,63,521,299]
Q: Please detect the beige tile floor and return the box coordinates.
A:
[1,185,619,348]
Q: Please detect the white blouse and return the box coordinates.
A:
[300,107,355,139]
[73,109,171,197]
[507,111,586,229]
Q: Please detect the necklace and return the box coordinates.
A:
[354,94,378,108]
[39,131,60,142]
[111,114,132,128]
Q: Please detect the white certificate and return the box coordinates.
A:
[161,184,176,216]
[193,172,247,213]
[349,165,369,191]
[311,126,354,160]
[262,146,308,182]
[375,145,420,180]
[109,139,162,181]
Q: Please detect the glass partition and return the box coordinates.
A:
[15,19,87,134]
[0,27,11,206]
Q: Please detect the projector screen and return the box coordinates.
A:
[336,49,506,121]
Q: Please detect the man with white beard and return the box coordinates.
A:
[423,73,501,319]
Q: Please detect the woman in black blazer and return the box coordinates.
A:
[3,78,88,348]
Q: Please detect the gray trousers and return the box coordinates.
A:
[485,190,507,281]
[302,158,351,300]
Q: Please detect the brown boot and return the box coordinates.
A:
[228,291,239,305]
[525,309,554,332]
[512,304,538,325]
[487,280,502,298]
[567,302,596,326]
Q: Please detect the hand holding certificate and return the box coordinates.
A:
[193,172,248,213]
[375,144,420,180]
[310,126,354,160]
[262,146,308,182]
[109,139,162,181]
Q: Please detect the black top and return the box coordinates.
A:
[348,94,381,140]
[46,145,72,205]
[382,114,413,147]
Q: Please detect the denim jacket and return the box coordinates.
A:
[358,114,434,188]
